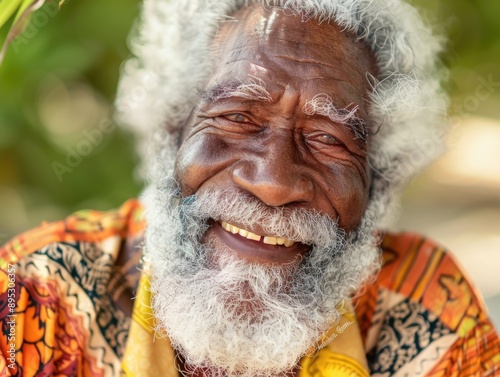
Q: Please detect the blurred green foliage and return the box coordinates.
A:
[0,0,142,237]
[0,0,499,239]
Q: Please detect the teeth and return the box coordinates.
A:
[246,232,261,241]
[220,222,295,248]
[263,236,277,245]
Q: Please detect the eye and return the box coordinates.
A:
[221,113,252,123]
[308,132,343,146]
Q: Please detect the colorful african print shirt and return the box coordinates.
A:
[0,200,499,376]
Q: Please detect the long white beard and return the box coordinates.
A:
[144,174,380,377]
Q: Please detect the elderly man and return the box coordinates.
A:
[1,0,499,376]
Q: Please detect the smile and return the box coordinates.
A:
[220,221,295,247]
[202,220,309,264]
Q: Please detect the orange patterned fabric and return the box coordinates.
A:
[355,234,500,376]
[0,200,145,376]
[0,200,498,376]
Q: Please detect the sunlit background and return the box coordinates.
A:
[0,0,499,326]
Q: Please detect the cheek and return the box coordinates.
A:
[323,166,369,231]
[174,133,234,196]
[343,183,369,229]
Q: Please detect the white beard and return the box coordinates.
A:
[144,173,380,377]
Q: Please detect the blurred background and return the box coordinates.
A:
[0,0,499,325]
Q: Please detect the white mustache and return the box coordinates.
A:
[172,186,345,249]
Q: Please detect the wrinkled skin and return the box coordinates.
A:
[175,5,377,264]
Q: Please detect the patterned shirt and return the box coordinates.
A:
[0,200,499,376]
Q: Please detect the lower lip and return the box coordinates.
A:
[203,222,309,265]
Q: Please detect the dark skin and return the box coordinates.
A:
[174,5,377,265]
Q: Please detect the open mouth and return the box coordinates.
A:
[203,220,309,264]
[220,221,296,247]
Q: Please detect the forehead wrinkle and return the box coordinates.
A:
[228,49,371,103]
[208,57,283,99]
[273,55,339,70]
[223,43,342,73]
[304,76,367,99]
[262,47,368,93]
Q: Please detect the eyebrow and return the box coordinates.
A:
[303,94,370,142]
[197,75,272,103]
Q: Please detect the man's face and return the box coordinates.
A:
[175,6,376,265]
[147,6,380,376]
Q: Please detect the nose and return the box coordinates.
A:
[231,135,314,207]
